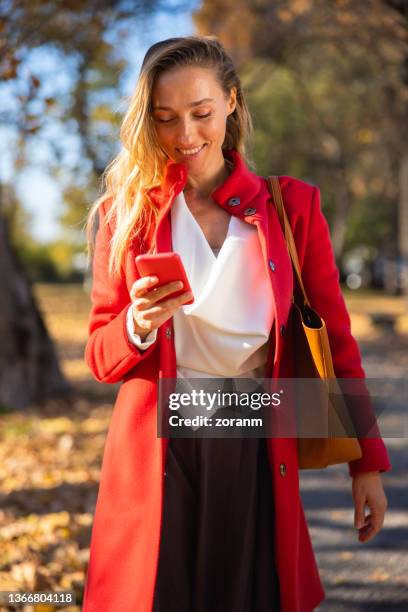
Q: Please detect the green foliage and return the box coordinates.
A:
[196,0,407,261]
[345,194,394,252]
[13,239,83,283]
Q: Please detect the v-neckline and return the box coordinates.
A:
[180,190,234,260]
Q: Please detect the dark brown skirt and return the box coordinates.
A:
[152,427,281,612]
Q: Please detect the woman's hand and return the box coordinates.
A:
[352,471,388,542]
[129,275,193,340]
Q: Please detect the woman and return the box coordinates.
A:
[82,36,391,612]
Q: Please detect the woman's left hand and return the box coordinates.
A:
[352,471,388,542]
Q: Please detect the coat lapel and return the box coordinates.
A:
[253,187,294,374]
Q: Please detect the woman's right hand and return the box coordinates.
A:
[129,276,193,340]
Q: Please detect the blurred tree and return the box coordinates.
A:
[194,0,408,271]
[1,0,193,236]
[385,0,408,297]
[0,206,70,409]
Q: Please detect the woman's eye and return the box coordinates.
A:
[156,113,212,124]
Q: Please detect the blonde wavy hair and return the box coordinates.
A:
[86,35,255,279]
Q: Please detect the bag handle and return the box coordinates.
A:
[266,175,311,308]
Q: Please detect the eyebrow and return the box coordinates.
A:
[152,97,215,111]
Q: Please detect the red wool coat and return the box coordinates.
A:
[82,148,391,612]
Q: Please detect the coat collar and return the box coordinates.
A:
[147,148,263,220]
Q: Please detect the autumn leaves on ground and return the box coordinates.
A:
[0,285,117,612]
[0,284,407,611]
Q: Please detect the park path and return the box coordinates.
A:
[302,333,408,611]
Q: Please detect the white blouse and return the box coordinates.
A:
[170,191,275,380]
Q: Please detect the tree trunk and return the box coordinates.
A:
[329,166,352,262]
[399,149,408,298]
[386,0,408,301]
[0,215,70,410]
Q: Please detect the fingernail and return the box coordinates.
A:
[149,276,158,283]
[176,281,184,288]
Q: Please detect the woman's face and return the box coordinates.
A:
[151,65,237,168]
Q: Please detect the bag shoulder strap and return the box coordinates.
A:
[266,175,310,308]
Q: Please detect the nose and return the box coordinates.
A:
[176,118,196,147]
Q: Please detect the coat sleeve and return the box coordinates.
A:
[300,186,391,477]
[84,201,157,383]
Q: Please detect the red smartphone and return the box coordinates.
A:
[135,252,194,305]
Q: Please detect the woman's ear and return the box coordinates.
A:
[227,86,237,116]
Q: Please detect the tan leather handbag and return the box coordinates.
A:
[267,176,362,469]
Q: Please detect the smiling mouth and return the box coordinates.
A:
[177,143,207,157]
